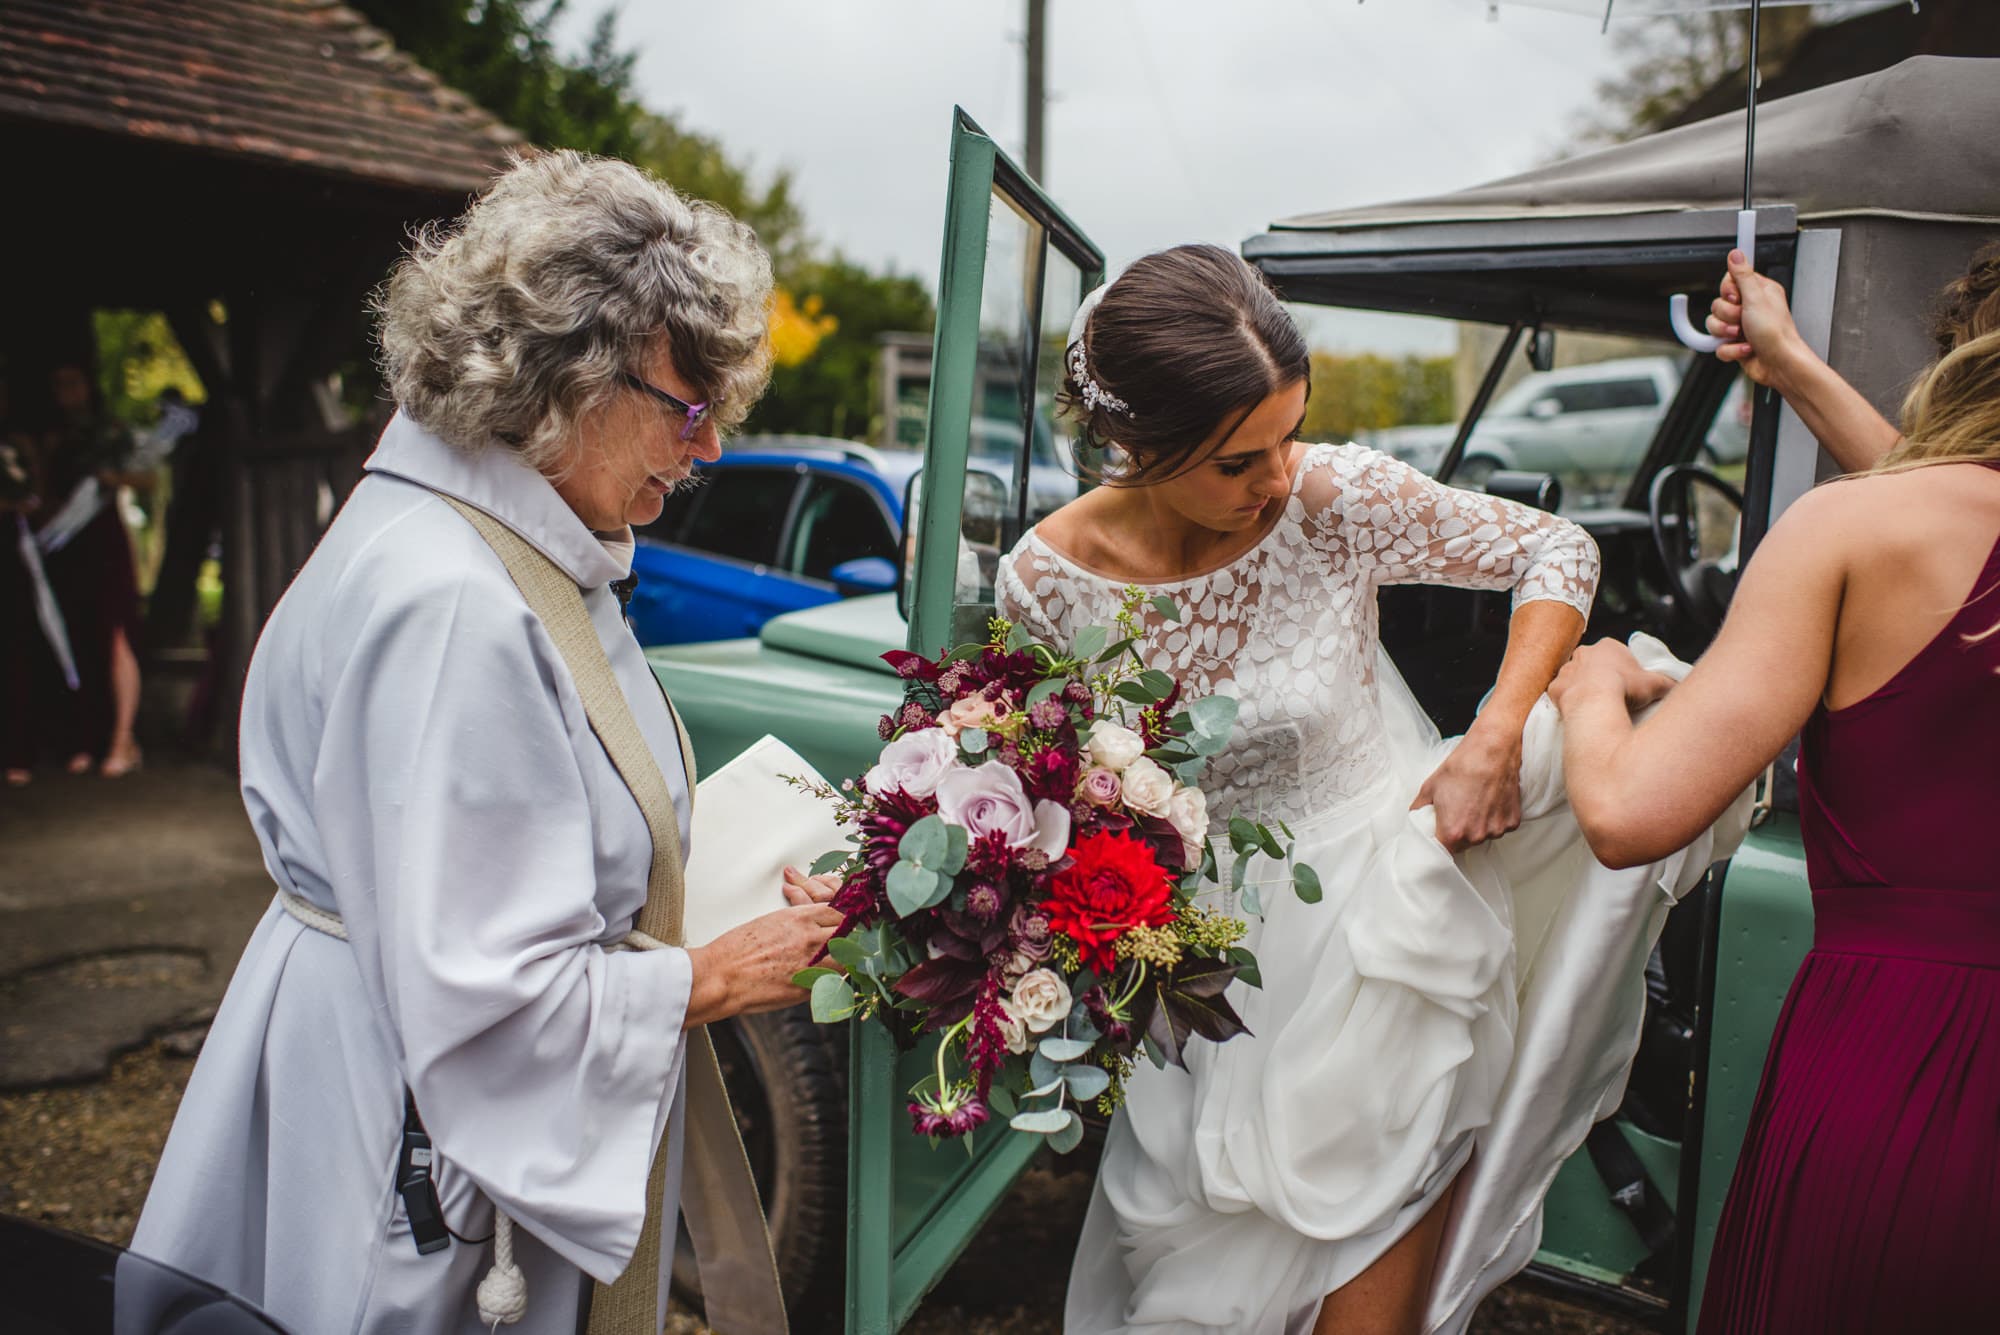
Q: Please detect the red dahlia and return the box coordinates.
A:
[1042,829,1175,973]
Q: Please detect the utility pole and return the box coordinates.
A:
[1025,0,1046,182]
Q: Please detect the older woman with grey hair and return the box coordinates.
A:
[131,151,834,1335]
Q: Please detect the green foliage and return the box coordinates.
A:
[1302,351,1455,444]
[355,0,937,445]
[746,255,935,440]
[92,312,205,425]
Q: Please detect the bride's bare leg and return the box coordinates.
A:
[1310,1174,1460,1335]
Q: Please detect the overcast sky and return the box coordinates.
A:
[565,1,1649,353]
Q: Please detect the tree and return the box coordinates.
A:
[1302,353,1455,444]
[352,0,936,441]
[748,257,934,441]
[1580,8,1816,144]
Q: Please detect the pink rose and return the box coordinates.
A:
[935,762,1071,859]
[1078,767,1121,807]
[941,695,1003,739]
[865,727,958,799]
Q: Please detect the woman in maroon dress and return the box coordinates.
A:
[1550,245,2000,1333]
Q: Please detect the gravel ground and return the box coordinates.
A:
[4,1042,1653,1335]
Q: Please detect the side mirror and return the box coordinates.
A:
[1485,470,1563,514]
[830,556,898,598]
[1526,328,1557,373]
[1528,397,1561,421]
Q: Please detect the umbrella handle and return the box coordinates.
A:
[1670,209,1757,354]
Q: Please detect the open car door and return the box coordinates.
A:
[846,108,1102,1334]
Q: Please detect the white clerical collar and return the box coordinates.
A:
[365,411,632,589]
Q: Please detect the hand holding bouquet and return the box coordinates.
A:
[797,589,1322,1151]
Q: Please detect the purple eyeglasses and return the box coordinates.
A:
[620,371,711,440]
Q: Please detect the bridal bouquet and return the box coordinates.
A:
[797,589,1321,1151]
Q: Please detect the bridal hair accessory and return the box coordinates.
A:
[1066,283,1129,416]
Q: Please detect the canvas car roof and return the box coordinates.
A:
[1256,56,2000,244]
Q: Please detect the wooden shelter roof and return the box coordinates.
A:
[0,0,519,197]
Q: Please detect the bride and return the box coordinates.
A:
[997,244,1745,1334]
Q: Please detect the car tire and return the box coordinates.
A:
[671,1008,848,1332]
[1453,453,1501,490]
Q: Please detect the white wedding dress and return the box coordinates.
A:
[997,442,1750,1334]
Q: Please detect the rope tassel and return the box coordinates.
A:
[477,1212,528,1327]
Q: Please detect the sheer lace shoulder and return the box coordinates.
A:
[1293,443,1599,617]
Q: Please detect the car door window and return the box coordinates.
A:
[786,475,896,580]
[678,468,797,566]
[1549,378,1659,413]
[635,482,703,544]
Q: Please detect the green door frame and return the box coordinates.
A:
[845,108,1103,1335]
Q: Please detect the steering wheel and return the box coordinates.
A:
[1648,464,1744,635]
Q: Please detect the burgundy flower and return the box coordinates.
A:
[908,1085,990,1138]
[1082,984,1136,1048]
[1027,697,1069,731]
[1043,829,1175,973]
[964,980,1011,1092]
[897,701,933,732]
[877,713,898,741]
[1138,682,1184,749]
[965,880,1006,922]
[1009,905,1054,961]
[1021,744,1081,803]
[883,649,941,681]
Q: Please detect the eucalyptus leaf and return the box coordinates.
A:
[809,973,857,1023]
[988,1084,1018,1118]
[886,861,945,917]
[1149,594,1183,623]
[1113,680,1160,705]
[1137,668,1176,699]
[1185,693,1239,740]
[1009,1109,1074,1135]
[1071,624,1109,663]
[1063,1064,1111,1102]
[1095,635,1139,664]
[1005,621,1035,653]
[1241,879,1264,918]
[1037,1036,1094,1062]
[1029,1052,1060,1090]
[1292,862,1324,904]
[825,936,870,973]
[808,849,850,878]
[899,815,949,868]
[1049,1112,1086,1153]
[791,966,841,989]
[942,823,970,875]
[1064,1010,1102,1044]
[1257,825,1285,861]
[1141,1032,1169,1069]
[1025,1078,1067,1099]
[1231,848,1253,893]
[1228,817,1260,855]
[960,727,990,756]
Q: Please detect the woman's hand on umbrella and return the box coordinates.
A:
[1709,250,1810,390]
[684,902,843,1027]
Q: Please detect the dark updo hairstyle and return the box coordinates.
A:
[1059,243,1310,486]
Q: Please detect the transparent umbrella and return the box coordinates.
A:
[1474,0,1916,348]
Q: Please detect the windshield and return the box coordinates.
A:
[1291,304,1711,514]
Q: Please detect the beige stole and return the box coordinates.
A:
[441,497,788,1335]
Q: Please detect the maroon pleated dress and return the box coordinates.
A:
[1697,528,2000,1333]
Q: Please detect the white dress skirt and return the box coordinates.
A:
[997,443,1750,1334]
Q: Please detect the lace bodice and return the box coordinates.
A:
[996,443,1600,827]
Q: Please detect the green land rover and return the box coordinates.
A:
[648,57,1999,1335]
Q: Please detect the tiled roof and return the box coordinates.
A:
[0,0,521,196]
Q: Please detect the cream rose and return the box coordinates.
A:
[995,1000,1031,1055]
[1118,756,1175,818]
[1085,719,1146,772]
[1168,785,1210,863]
[1009,968,1073,1033]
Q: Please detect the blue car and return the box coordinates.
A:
[627,436,914,645]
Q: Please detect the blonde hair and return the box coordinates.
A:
[1876,242,2000,473]
[374,149,774,468]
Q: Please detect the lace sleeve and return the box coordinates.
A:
[1299,444,1600,617]
[996,539,1072,646]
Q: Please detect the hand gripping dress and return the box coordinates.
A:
[998,443,1751,1335]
